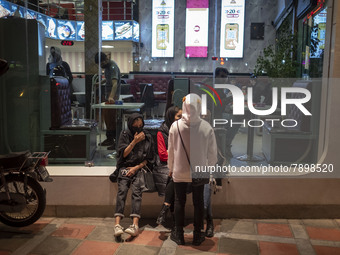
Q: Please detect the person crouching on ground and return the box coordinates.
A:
[113,113,155,237]
[168,94,217,246]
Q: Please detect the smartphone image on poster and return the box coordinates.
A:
[156,24,169,50]
[225,23,239,50]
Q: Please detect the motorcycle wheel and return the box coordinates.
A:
[0,174,46,227]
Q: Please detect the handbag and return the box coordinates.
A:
[139,166,157,193]
[176,121,209,186]
[109,168,119,183]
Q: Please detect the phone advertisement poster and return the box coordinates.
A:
[152,0,175,58]
[220,0,245,58]
[185,0,209,58]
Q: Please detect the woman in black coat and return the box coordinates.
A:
[113,113,155,237]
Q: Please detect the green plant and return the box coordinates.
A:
[254,23,298,78]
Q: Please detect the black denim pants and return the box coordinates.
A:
[114,170,142,219]
[174,182,204,232]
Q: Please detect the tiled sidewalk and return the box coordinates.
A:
[1,218,340,255]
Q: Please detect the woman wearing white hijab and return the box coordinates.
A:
[168,93,217,246]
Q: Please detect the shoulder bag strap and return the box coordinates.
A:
[176,121,193,171]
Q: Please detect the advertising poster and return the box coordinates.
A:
[18,5,25,18]
[26,9,37,19]
[152,0,175,58]
[114,21,132,40]
[220,0,245,58]
[46,17,57,39]
[102,21,114,41]
[37,13,47,31]
[57,20,76,40]
[76,21,85,41]
[0,0,11,18]
[185,0,209,58]
[133,21,139,42]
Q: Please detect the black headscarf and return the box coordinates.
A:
[159,106,180,149]
[127,113,144,136]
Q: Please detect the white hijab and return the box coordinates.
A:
[181,93,202,125]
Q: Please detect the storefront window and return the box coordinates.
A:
[0,0,332,173]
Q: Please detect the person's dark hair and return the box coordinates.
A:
[94,52,107,64]
[165,106,180,128]
[215,67,229,78]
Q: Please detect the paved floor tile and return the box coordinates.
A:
[259,241,299,255]
[290,224,309,239]
[306,226,340,242]
[313,245,340,255]
[126,230,168,247]
[218,237,258,255]
[296,239,316,255]
[30,236,81,255]
[86,225,117,242]
[231,221,256,235]
[0,251,11,255]
[257,223,293,238]
[178,235,218,253]
[19,223,49,235]
[51,224,96,239]
[303,220,338,229]
[185,220,221,233]
[175,248,216,255]
[115,244,160,255]
[0,229,33,252]
[71,240,120,255]
[220,219,239,233]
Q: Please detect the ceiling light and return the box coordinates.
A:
[102,45,114,48]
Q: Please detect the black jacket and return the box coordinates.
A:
[116,113,155,170]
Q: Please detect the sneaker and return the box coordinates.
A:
[98,139,114,146]
[125,224,139,236]
[114,224,124,237]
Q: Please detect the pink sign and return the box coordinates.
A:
[185,0,209,57]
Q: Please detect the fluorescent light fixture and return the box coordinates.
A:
[102,45,114,48]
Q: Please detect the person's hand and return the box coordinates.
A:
[108,97,115,104]
[126,167,137,177]
[169,171,173,177]
[133,132,145,144]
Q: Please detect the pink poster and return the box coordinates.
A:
[185,0,209,58]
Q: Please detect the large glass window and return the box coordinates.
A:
[0,0,333,174]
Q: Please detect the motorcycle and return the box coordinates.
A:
[0,151,52,227]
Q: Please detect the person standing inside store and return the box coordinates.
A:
[168,94,217,246]
[46,46,75,101]
[94,52,121,150]
[155,106,182,227]
[114,113,155,238]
